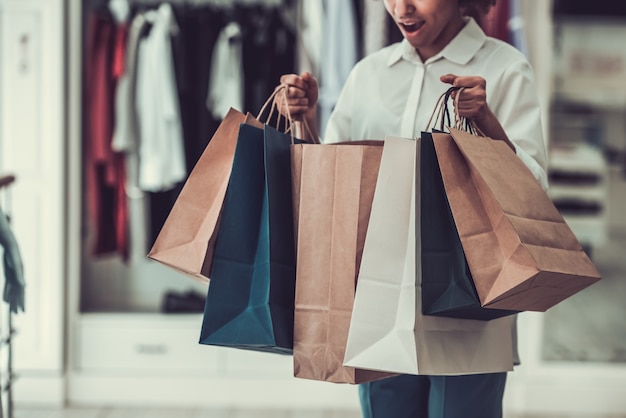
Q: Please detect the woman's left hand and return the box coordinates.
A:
[440,74,489,122]
[440,73,516,152]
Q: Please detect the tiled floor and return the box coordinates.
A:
[14,408,360,418]
[12,408,626,418]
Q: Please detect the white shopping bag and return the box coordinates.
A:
[343,135,515,375]
[343,136,419,374]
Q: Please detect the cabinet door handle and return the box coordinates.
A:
[20,33,30,73]
[135,344,168,355]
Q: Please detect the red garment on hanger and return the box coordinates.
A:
[85,12,129,260]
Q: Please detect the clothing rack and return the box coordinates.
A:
[112,0,285,7]
[0,174,16,418]
[83,0,297,260]
[89,0,287,18]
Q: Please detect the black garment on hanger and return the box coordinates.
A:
[171,4,226,172]
[352,0,364,61]
[240,5,296,117]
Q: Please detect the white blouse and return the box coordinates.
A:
[324,18,548,190]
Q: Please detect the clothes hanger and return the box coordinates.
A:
[126,0,282,7]
[108,0,130,23]
[0,175,16,190]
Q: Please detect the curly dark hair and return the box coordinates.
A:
[459,0,497,14]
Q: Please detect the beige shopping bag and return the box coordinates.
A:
[344,135,515,375]
[433,129,601,311]
[148,109,262,283]
[291,140,393,383]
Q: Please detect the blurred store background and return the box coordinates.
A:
[0,0,625,417]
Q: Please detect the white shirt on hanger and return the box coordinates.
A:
[324,18,548,190]
[135,3,187,192]
[112,12,149,153]
[206,22,244,119]
[112,12,152,262]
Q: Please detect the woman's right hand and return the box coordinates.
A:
[276,72,319,119]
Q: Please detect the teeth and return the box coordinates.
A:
[401,21,422,31]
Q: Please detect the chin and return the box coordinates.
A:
[405,38,426,50]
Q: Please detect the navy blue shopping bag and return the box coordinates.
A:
[199,123,298,354]
[420,131,517,321]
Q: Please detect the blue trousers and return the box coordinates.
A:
[359,373,507,418]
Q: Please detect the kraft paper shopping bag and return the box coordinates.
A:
[433,129,601,312]
[148,109,262,283]
[420,131,518,320]
[291,141,393,383]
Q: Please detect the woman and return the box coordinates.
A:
[278,1,548,416]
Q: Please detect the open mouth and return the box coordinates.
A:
[400,21,425,34]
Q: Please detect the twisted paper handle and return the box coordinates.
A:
[452,87,485,136]
[426,86,485,136]
[257,85,296,143]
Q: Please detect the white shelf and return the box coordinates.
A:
[549,184,607,203]
[74,312,296,379]
[70,312,360,409]
[548,142,609,247]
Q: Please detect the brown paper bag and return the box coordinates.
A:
[148,109,262,283]
[291,141,392,384]
[433,129,601,312]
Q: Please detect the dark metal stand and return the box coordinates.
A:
[0,174,18,418]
